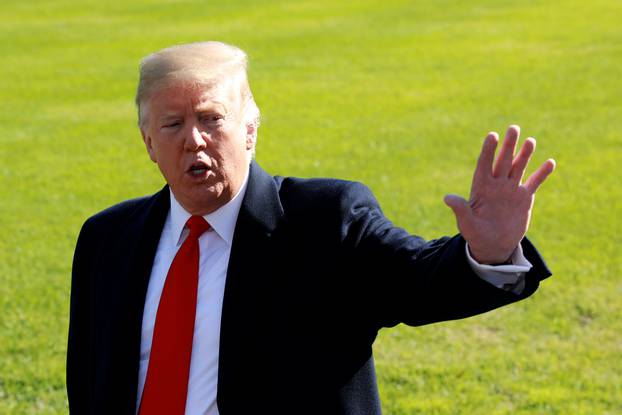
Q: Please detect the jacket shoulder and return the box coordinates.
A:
[80,189,166,238]
[274,176,379,211]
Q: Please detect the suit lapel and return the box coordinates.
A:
[101,186,170,414]
[217,161,284,413]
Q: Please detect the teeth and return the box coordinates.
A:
[191,168,207,176]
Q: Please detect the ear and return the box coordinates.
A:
[141,127,158,163]
[245,121,257,151]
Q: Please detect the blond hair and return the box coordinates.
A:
[135,41,260,130]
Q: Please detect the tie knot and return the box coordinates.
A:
[186,215,210,238]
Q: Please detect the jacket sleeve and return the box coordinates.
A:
[338,182,552,330]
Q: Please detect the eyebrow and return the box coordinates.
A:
[156,100,229,123]
[160,112,182,119]
[157,113,184,123]
[195,100,227,114]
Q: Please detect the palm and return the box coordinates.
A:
[444,125,555,264]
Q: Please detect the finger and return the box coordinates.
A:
[444,194,470,221]
[493,125,520,178]
[524,159,556,194]
[474,132,499,182]
[509,137,536,184]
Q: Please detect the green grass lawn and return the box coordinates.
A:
[1,0,620,413]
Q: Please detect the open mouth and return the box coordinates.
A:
[188,162,209,176]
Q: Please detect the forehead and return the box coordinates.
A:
[148,77,241,114]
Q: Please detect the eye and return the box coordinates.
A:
[202,114,225,125]
[162,121,182,130]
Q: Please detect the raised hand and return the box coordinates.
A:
[444,125,556,264]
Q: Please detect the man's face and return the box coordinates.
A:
[141,79,254,215]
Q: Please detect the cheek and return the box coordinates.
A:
[153,138,184,172]
[214,128,247,156]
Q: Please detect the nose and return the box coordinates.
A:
[185,125,207,152]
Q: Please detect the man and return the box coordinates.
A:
[67,41,555,414]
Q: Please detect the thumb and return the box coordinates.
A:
[443,194,470,219]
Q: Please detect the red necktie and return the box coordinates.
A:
[139,215,210,415]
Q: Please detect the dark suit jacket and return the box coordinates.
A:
[67,161,551,414]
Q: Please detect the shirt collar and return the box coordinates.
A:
[169,168,249,247]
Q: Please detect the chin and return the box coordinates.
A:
[192,185,231,214]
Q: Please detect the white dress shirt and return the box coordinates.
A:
[136,173,248,415]
[136,173,531,414]
[466,243,532,294]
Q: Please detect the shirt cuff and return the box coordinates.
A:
[465,242,533,295]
